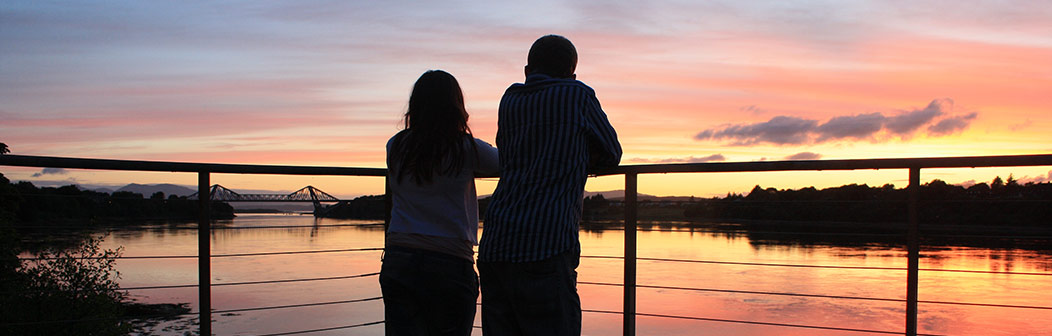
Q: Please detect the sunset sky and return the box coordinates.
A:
[3,1,1051,198]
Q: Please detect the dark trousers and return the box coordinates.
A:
[477,249,582,336]
[379,246,478,336]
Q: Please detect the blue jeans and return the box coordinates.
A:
[478,249,582,336]
[379,246,479,336]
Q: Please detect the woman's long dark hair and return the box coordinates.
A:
[391,70,475,184]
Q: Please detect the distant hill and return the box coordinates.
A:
[90,187,115,194]
[116,183,196,197]
[481,190,694,201]
[584,190,696,201]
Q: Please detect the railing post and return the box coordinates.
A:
[906,167,920,336]
[198,171,212,336]
[624,172,638,336]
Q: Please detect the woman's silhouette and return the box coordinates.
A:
[380,70,498,335]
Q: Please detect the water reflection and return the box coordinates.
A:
[90,215,1051,336]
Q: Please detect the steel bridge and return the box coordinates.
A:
[188,184,342,215]
[188,185,340,203]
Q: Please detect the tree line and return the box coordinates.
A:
[1,162,153,332]
[576,176,1052,228]
[317,176,1052,228]
[1,174,234,227]
[686,177,1051,227]
[0,142,205,334]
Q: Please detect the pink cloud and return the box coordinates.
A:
[628,154,726,164]
[119,149,385,166]
[3,111,392,143]
[693,99,980,146]
[1017,171,1052,185]
[785,152,822,160]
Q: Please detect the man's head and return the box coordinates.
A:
[526,35,577,79]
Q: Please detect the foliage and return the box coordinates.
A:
[0,142,9,155]
[582,194,614,220]
[276,175,1052,228]
[680,177,1052,226]
[1,236,130,336]
[583,194,610,209]
[3,178,234,225]
[317,194,386,219]
[0,173,195,335]
[0,173,21,225]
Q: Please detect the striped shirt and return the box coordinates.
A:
[479,74,622,262]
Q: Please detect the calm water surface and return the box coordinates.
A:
[98,215,1052,335]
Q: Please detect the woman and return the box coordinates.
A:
[380,70,498,335]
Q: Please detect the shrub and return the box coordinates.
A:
[1,236,130,336]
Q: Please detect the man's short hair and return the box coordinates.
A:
[527,35,577,78]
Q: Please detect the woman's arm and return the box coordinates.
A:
[473,138,499,176]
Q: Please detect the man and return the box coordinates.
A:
[478,34,622,336]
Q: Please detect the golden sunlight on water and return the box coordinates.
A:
[99,215,1051,335]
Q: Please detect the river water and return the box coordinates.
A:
[98,214,1051,336]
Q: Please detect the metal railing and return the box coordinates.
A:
[4,153,1052,335]
[1,155,385,336]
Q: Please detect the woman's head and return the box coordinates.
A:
[404,70,469,134]
[392,70,475,184]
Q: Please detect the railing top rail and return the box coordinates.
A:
[0,154,386,176]
[2,153,1052,177]
[594,154,1052,176]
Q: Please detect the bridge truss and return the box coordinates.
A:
[189,185,340,203]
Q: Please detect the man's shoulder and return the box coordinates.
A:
[507,78,595,95]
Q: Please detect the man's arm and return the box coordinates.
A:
[583,96,622,167]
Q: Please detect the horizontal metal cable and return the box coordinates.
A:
[212,297,382,314]
[620,199,1052,204]
[1,308,194,326]
[582,309,947,336]
[14,223,1051,242]
[916,299,1052,310]
[120,272,379,291]
[208,247,384,258]
[585,226,908,237]
[580,281,1052,310]
[256,321,385,336]
[5,272,380,296]
[133,297,384,320]
[8,194,188,200]
[212,223,384,229]
[914,267,1052,276]
[583,255,907,271]
[580,281,905,303]
[8,225,197,231]
[16,223,1050,242]
[922,233,1052,239]
[12,223,1049,238]
[0,297,383,327]
[0,315,125,327]
[19,247,383,261]
[119,283,198,290]
[589,226,1052,240]
[582,255,1052,276]
[920,199,1052,204]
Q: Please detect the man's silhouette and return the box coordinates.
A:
[478,34,622,336]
